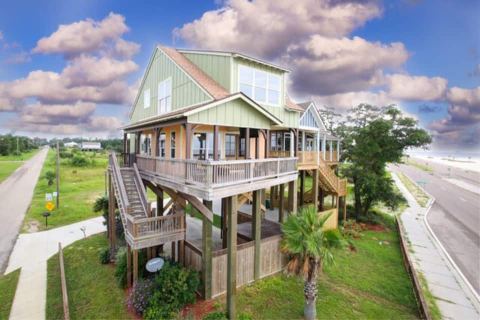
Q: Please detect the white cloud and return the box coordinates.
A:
[314,90,397,112]
[386,74,448,101]
[286,35,409,95]
[33,12,129,58]
[446,87,480,107]
[175,0,382,59]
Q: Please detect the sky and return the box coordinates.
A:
[0,0,478,152]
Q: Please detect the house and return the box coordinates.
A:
[107,46,346,317]
[64,141,79,148]
[81,141,102,150]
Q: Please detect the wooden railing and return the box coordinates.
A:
[132,213,185,238]
[136,155,297,188]
[298,151,318,165]
[269,150,290,158]
[133,163,148,214]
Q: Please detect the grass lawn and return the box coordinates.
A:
[397,172,430,207]
[228,220,420,319]
[0,269,20,319]
[23,150,108,232]
[403,158,433,173]
[0,161,23,182]
[0,149,39,183]
[47,233,132,320]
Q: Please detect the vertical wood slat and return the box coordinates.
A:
[58,243,70,320]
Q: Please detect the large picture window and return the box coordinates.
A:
[270,132,291,152]
[158,78,172,114]
[239,66,281,106]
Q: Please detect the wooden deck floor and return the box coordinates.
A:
[237,219,282,241]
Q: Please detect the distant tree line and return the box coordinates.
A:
[0,134,39,156]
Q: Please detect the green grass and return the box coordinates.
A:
[46,233,131,320]
[223,226,420,319]
[0,161,23,182]
[397,172,430,207]
[0,149,39,182]
[403,158,433,173]
[23,150,108,231]
[0,149,38,161]
[417,272,442,320]
[0,269,20,319]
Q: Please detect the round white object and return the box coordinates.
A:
[146,257,164,272]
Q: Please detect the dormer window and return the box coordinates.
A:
[239,66,281,106]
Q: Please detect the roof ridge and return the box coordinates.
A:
[159,46,229,100]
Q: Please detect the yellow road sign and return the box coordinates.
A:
[45,201,55,211]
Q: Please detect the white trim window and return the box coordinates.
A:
[158,78,172,114]
[143,89,151,109]
[158,132,166,158]
[238,66,281,106]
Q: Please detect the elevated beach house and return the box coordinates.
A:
[107,46,346,315]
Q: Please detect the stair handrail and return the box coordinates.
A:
[133,163,149,217]
[109,152,130,210]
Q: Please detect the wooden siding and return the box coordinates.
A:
[211,235,284,297]
[300,108,319,129]
[182,52,232,92]
[319,208,338,230]
[187,98,273,129]
[130,49,212,123]
[231,59,299,128]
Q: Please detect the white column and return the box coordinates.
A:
[322,134,326,160]
[302,131,306,151]
[329,140,333,161]
[337,140,340,161]
[316,132,320,165]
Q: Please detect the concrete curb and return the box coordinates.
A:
[399,172,480,312]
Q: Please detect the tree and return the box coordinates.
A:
[45,171,55,186]
[281,206,334,320]
[336,104,431,219]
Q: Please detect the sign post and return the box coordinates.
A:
[56,141,60,208]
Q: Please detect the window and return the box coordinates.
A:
[239,66,281,106]
[158,133,166,158]
[140,134,152,155]
[270,132,290,152]
[225,134,236,157]
[239,138,246,157]
[170,132,176,159]
[143,89,150,108]
[193,133,208,160]
[158,78,172,114]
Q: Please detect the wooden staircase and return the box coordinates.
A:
[109,152,185,250]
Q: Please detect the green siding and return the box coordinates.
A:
[232,58,299,128]
[182,52,232,91]
[130,49,212,123]
[187,98,272,129]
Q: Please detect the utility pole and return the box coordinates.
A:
[56,141,60,208]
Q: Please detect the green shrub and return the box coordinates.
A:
[59,151,72,158]
[70,155,89,167]
[144,261,200,319]
[99,247,110,264]
[203,311,227,320]
[324,229,347,248]
[44,171,55,186]
[238,313,253,320]
[114,248,127,288]
[128,278,155,316]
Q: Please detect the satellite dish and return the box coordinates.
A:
[146,257,164,273]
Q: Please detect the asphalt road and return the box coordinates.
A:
[390,161,480,295]
[0,147,48,273]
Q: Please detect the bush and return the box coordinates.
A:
[70,155,89,167]
[203,311,228,320]
[115,248,127,288]
[59,151,72,158]
[99,247,110,264]
[144,261,200,319]
[340,219,363,238]
[44,171,55,186]
[127,278,155,315]
[324,229,347,248]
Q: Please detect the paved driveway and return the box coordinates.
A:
[0,148,49,273]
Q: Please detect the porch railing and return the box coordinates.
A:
[136,155,297,188]
[298,151,318,165]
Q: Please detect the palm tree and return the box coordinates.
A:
[281,206,334,320]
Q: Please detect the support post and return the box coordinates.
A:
[279,184,285,222]
[288,179,298,215]
[126,245,132,287]
[221,198,228,249]
[202,200,213,299]
[185,123,192,159]
[226,195,238,319]
[245,128,250,159]
[269,186,275,210]
[133,249,138,284]
[108,173,114,253]
[213,125,219,161]
[312,169,319,212]
[265,129,270,158]
[319,189,324,211]
[329,140,333,161]
[299,171,305,206]
[252,190,261,280]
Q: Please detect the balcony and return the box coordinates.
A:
[136,155,298,200]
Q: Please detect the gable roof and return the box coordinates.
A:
[159,46,230,100]
[299,101,327,131]
[285,96,305,112]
